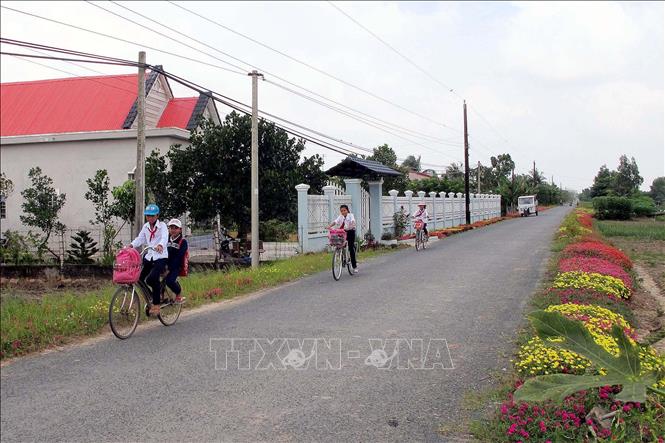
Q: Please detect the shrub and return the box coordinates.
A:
[381,231,395,241]
[631,195,657,217]
[0,230,40,265]
[393,208,408,239]
[66,230,99,264]
[558,256,632,291]
[562,241,632,270]
[552,271,630,300]
[258,219,295,242]
[592,196,632,220]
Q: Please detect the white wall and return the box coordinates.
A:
[0,129,189,236]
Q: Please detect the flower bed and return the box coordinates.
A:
[562,241,632,270]
[558,257,632,291]
[552,271,631,300]
[397,217,504,241]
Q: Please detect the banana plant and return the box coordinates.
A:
[514,311,665,403]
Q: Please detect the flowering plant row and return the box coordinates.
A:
[552,271,631,300]
[558,257,632,292]
[562,241,632,270]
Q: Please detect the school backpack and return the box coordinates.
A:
[113,247,141,284]
[178,238,189,277]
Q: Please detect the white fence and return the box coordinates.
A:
[296,180,501,253]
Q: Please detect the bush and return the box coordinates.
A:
[259,219,295,242]
[381,231,395,241]
[631,195,657,217]
[66,230,99,264]
[393,208,408,238]
[592,196,632,220]
[0,230,40,265]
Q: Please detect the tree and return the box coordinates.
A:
[366,144,409,194]
[590,165,615,198]
[20,167,66,256]
[158,114,328,235]
[445,163,465,182]
[110,180,135,227]
[85,169,119,259]
[66,230,99,264]
[401,155,421,172]
[0,172,14,197]
[649,177,665,206]
[614,155,643,197]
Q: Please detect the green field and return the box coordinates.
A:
[595,220,665,241]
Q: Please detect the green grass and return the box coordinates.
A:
[0,247,398,360]
[595,220,665,241]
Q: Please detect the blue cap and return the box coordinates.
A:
[144,204,160,216]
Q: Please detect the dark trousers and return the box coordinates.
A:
[346,229,357,268]
[140,258,167,304]
[164,269,182,295]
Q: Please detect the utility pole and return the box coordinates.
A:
[532,161,537,187]
[477,161,481,194]
[133,51,146,237]
[249,70,263,268]
[463,100,471,224]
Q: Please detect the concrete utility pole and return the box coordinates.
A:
[477,161,481,194]
[463,101,471,224]
[533,161,537,187]
[249,70,264,268]
[134,51,146,237]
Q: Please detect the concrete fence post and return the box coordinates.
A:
[388,189,399,235]
[429,191,438,230]
[404,190,414,234]
[322,185,336,224]
[368,179,383,243]
[296,183,310,253]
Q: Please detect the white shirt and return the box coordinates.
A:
[131,220,169,261]
[413,208,429,222]
[333,213,356,230]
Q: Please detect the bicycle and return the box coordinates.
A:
[329,229,354,281]
[109,246,182,339]
[414,220,428,251]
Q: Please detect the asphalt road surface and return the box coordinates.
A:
[1,207,570,442]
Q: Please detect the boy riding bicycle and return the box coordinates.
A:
[165,218,188,305]
[130,204,168,316]
[327,205,358,274]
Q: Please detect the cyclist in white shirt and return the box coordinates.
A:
[413,202,429,236]
[327,204,358,273]
[130,203,169,315]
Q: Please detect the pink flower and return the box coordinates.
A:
[500,404,509,415]
[622,404,632,413]
[507,423,518,435]
[539,421,546,432]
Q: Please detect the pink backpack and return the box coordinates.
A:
[113,248,142,284]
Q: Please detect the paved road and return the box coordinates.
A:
[1,207,570,442]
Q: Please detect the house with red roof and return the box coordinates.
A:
[0,67,220,239]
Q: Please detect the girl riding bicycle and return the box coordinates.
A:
[327,205,358,274]
[130,204,168,316]
[413,202,429,236]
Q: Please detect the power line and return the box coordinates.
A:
[166,0,462,133]
[99,0,463,155]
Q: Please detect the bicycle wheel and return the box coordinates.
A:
[415,230,421,251]
[346,247,354,276]
[158,284,182,326]
[109,285,140,339]
[422,232,428,250]
[332,248,343,281]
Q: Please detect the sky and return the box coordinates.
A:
[1,1,663,192]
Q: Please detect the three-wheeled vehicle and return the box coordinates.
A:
[517,195,539,217]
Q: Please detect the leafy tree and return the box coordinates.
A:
[649,177,665,206]
[489,154,515,186]
[590,165,615,198]
[614,155,643,197]
[157,114,328,235]
[145,151,186,220]
[85,169,119,260]
[110,180,135,227]
[20,167,66,256]
[0,172,14,197]
[366,144,409,194]
[66,230,99,264]
[445,162,465,182]
[401,155,421,171]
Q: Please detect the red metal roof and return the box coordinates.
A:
[157,97,198,129]
[1,74,140,136]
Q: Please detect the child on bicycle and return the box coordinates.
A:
[130,203,168,316]
[165,218,188,305]
[413,202,429,236]
[327,205,358,274]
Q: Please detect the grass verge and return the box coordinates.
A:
[1,246,399,360]
[595,219,665,241]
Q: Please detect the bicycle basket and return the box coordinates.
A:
[415,220,424,230]
[113,248,141,284]
[328,229,347,247]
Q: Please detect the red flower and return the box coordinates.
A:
[558,256,633,290]
[562,241,632,269]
